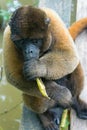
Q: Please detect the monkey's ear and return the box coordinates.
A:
[45,17,50,25]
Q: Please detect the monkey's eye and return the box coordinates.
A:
[37,39,43,48]
[13,39,25,50]
[29,39,43,48]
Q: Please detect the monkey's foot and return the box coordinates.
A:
[72,98,87,119]
[39,107,63,130]
[76,109,87,119]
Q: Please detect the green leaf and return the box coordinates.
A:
[60,109,70,130]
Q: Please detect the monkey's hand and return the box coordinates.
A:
[45,81,72,108]
[23,59,47,80]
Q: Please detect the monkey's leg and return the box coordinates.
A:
[71,97,87,119]
[39,107,64,130]
[23,94,64,130]
[67,63,87,119]
[23,93,56,113]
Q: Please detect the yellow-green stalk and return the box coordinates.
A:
[60,109,69,130]
[36,78,50,99]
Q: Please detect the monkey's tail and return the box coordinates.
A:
[69,18,87,40]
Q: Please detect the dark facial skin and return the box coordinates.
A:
[14,38,43,61]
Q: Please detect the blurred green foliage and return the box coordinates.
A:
[0,0,21,28]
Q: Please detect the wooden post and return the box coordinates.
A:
[70,0,77,25]
[70,0,87,130]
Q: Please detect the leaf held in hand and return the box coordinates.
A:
[36,78,50,99]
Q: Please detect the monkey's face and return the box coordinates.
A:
[13,38,43,61]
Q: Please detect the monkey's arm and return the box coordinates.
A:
[42,8,79,79]
[3,25,43,97]
[23,50,79,80]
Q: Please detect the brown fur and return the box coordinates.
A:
[3,6,87,114]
